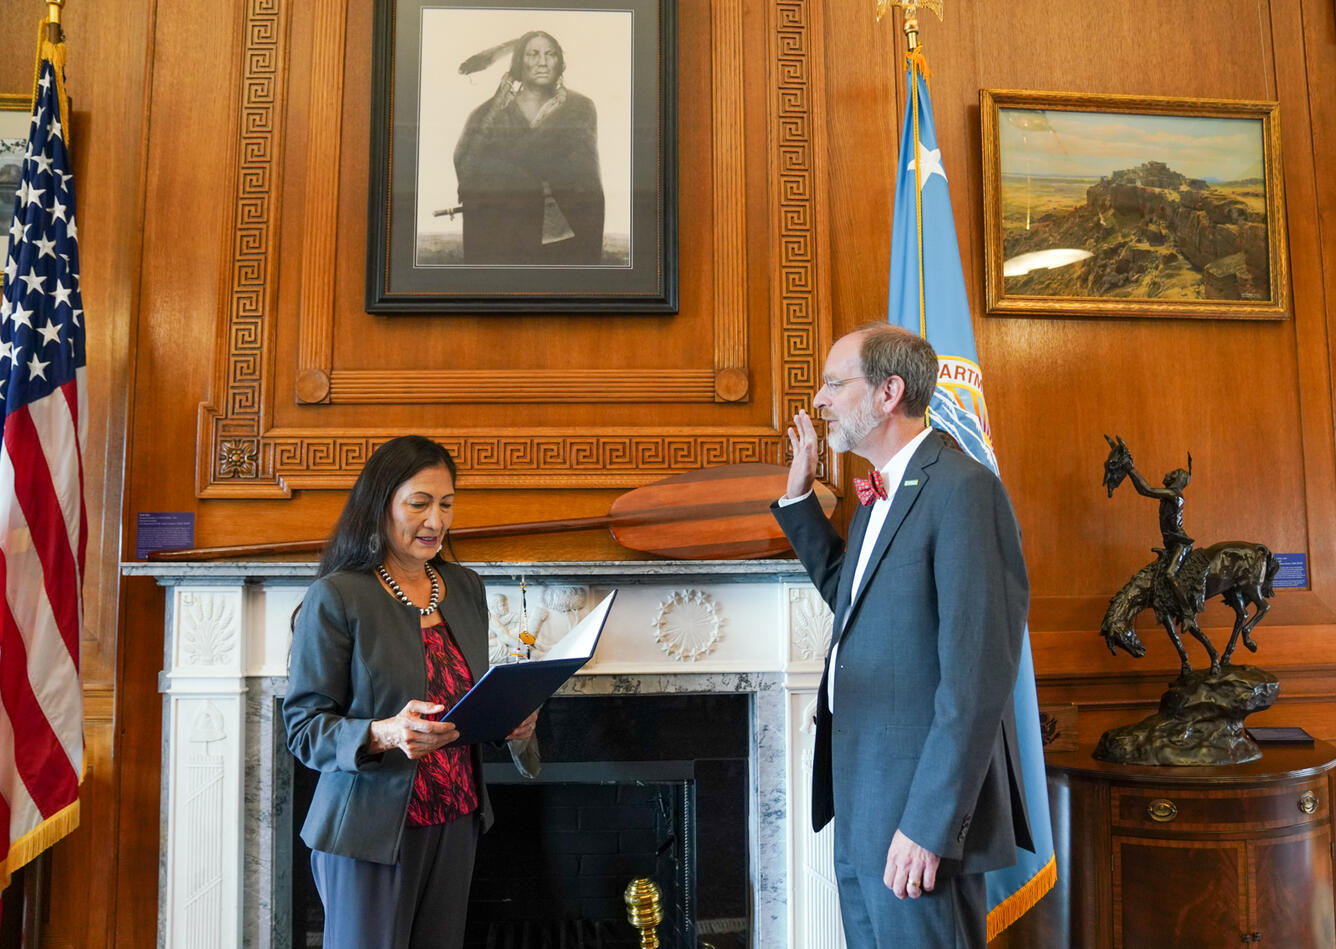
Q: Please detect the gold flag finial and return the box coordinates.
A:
[875,0,943,50]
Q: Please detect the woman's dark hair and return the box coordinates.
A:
[316,436,458,579]
[508,30,565,83]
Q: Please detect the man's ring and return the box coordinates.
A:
[909,880,921,888]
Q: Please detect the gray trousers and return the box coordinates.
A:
[311,813,480,949]
[834,855,986,949]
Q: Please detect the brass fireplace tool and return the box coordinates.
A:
[624,877,663,948]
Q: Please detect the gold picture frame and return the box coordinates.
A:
[1,94,33,208]
[980,89,1289,321]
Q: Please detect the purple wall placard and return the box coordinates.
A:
[136,512,195,560]
[1272,552,1307,589]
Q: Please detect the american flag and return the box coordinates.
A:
[0,41,86,888]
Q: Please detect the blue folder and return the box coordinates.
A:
[442,590,616,744]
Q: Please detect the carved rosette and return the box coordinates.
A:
[652,589,722,662]
[178,592,239,668]
[788,587,832,662]
[217,440,258,478]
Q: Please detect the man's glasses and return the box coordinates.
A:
[821,375,866,393]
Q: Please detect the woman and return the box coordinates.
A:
[453,30,605,264]
[284,435,539,949]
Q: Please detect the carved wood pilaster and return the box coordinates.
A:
[198,0,289,498]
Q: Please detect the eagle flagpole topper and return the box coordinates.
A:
[878,1,1057,939]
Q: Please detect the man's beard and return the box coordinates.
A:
[827,396,879,454]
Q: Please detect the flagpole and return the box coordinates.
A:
[878,0,1058,938]
[46,0,64,42]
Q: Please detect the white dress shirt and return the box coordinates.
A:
[780,426,932,713]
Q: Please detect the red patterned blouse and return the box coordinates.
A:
[405,622,479,827]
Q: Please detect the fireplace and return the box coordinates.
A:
[290,694,750,947]
[130,560,847,949]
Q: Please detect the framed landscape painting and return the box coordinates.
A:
[366,0,677,313]
[980,90,1289,320]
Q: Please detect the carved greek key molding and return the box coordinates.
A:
[265,433,779,489]
[771,0,835,485]
[198,0,288,498]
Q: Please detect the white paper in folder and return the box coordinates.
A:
[540,590,616,661]
[440,590,617,743]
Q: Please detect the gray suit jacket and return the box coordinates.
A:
[283,562,540,864]
[773,430,1033,876]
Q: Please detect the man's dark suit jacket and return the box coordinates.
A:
[283,563,539,865]
[773,430,1033,877]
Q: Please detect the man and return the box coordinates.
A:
[453,30,605,265]
[772,324,1033,948]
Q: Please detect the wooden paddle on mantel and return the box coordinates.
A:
[146,463,839,562]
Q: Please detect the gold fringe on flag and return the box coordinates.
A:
[904,46,931,80]
[0,798,81,891]
[985,853,1057,941]
[32,19,71,150]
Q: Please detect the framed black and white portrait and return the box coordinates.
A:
[367,0,677,313]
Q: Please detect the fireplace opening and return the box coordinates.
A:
[291,693,751,948]
[466,777,694,948]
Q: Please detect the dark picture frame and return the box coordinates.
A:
[367,0,677,313]
[980,89,1289,321]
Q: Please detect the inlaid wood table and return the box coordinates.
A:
[1036,741,1336,948]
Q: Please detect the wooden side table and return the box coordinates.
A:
[1036,742,1336,948]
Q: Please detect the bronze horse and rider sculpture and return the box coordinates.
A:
[1100,435,1279,678]
[1096,437,1282,765]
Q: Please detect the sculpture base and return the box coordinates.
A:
[1093,665,1280,765]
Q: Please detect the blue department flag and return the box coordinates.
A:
[887,50,1055,938]
[0,26,86,889]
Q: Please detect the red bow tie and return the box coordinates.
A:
[853,468,888,505]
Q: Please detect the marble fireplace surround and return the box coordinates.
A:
[123,560,845,949]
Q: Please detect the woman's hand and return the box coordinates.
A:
[368,700,460,759]
[506,709,539,742]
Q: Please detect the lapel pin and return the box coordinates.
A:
[903,478,920,487]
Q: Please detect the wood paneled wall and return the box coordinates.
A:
[1,0,1333,945]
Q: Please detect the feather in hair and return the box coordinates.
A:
[458,37,522,75]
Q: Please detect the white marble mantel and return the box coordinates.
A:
[124,560,844,949]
